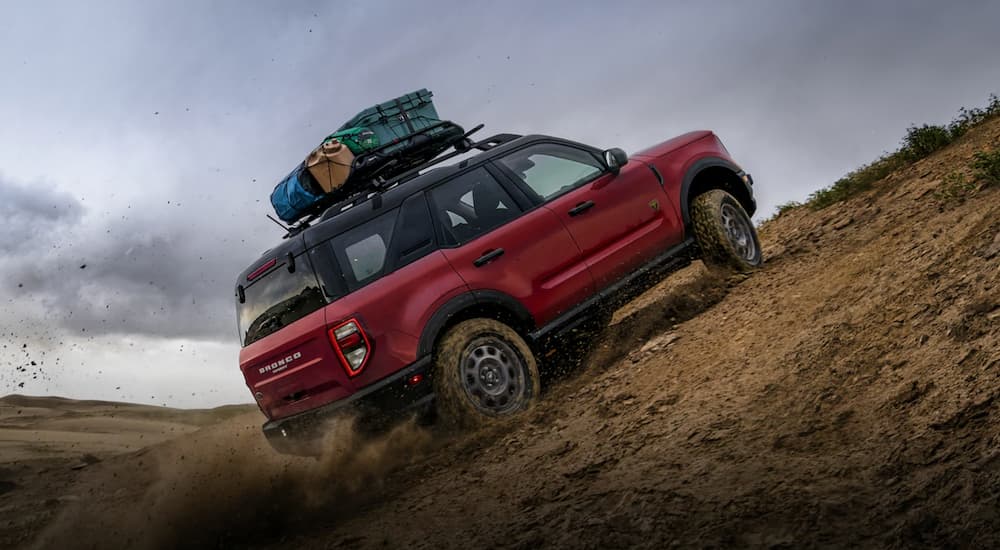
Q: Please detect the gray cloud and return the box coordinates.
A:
[16,234,236,341]
[0,175,83,253]
[1,173,239,342]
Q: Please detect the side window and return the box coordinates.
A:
[345,236,385,279]
[331,209,397,291]
[428,167,522,246]
[498,143,604,201]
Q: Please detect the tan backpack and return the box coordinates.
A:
[306,139,355,194]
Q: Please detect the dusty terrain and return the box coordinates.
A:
[3,117,999,549]
[0,395,256,548]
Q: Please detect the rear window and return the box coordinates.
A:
[237,256,326,347]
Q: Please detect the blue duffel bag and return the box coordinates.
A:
[270,164,323,224]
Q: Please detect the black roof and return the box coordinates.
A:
[237,132,602,286]
[302,133,585,243]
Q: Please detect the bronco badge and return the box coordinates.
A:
[259,351,302,375]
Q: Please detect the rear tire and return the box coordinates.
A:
[433,318,541,428]
[692,189,762,271]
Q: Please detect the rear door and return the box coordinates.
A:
[494,141,681,291]
[428,166,595,327]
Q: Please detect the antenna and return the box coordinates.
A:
[266,214,289,232]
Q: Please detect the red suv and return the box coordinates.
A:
[236,130,760,454]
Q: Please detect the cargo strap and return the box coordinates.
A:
[394,98,416,134]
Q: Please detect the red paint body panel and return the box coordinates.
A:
[631,130,713,159]
[441,207,595,327]
[324,251,468,391]
[542,163,683,290]
[239,307,354,420]
[634,131,741,226]
[240,251,467,422]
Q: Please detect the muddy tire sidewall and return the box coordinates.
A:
[692,189,763,271]
[433,318,541,428]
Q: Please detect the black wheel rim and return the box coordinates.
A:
[459,335,530,415]
[720,202,758,262]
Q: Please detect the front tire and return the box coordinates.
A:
[433,318,541,428]
[691,189,762,271]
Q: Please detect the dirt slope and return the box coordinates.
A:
[254,115,999,549]
[9,118,1000,549]
[0,396,257,548]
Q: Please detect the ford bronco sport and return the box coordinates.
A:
[236,130,760,454]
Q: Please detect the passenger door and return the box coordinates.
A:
[428,166,595,327]
[494,142,680,291]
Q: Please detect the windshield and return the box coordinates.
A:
[236,258,326,346]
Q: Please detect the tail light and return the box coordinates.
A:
[328,318,370,377]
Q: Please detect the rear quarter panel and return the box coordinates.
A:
[323,250,469,389]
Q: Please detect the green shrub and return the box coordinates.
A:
[931,149,1000,205]
[970,149,1000,187]
[805,93,999,210]
[901,124,952,161]
[775,201,801,216]
[933,171,976,203]
[948,94,1000,138]
[807,152,908,210]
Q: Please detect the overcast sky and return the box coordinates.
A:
[2,1,999,407]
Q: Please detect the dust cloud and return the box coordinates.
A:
[33,414,433,549]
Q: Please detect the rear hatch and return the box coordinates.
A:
[237,250,359,420]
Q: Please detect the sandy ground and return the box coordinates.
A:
[3,117,999,549]
[0,396,256,548]
[0,395,254,462]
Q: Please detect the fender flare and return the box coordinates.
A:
[678,157,755,228]
[416,289,534,357]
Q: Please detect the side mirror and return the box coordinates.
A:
[603,148,629,174]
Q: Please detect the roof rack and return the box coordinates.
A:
[279,125,522,239]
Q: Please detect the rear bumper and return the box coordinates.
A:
[261,356,434,455]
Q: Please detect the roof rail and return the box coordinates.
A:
[279,125,523,239]
[473,133,522,151]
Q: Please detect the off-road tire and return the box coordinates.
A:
[433,318,541,428]
[692,189,762,271]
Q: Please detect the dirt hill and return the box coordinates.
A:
[0,395,258,548]
[6,117,1000,549]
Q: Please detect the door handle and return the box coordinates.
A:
[473,248,505,267]
[568,200,595,217]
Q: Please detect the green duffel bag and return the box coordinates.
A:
[338,89,442,145]
[350,120,467,183]
[326,127,380,155]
